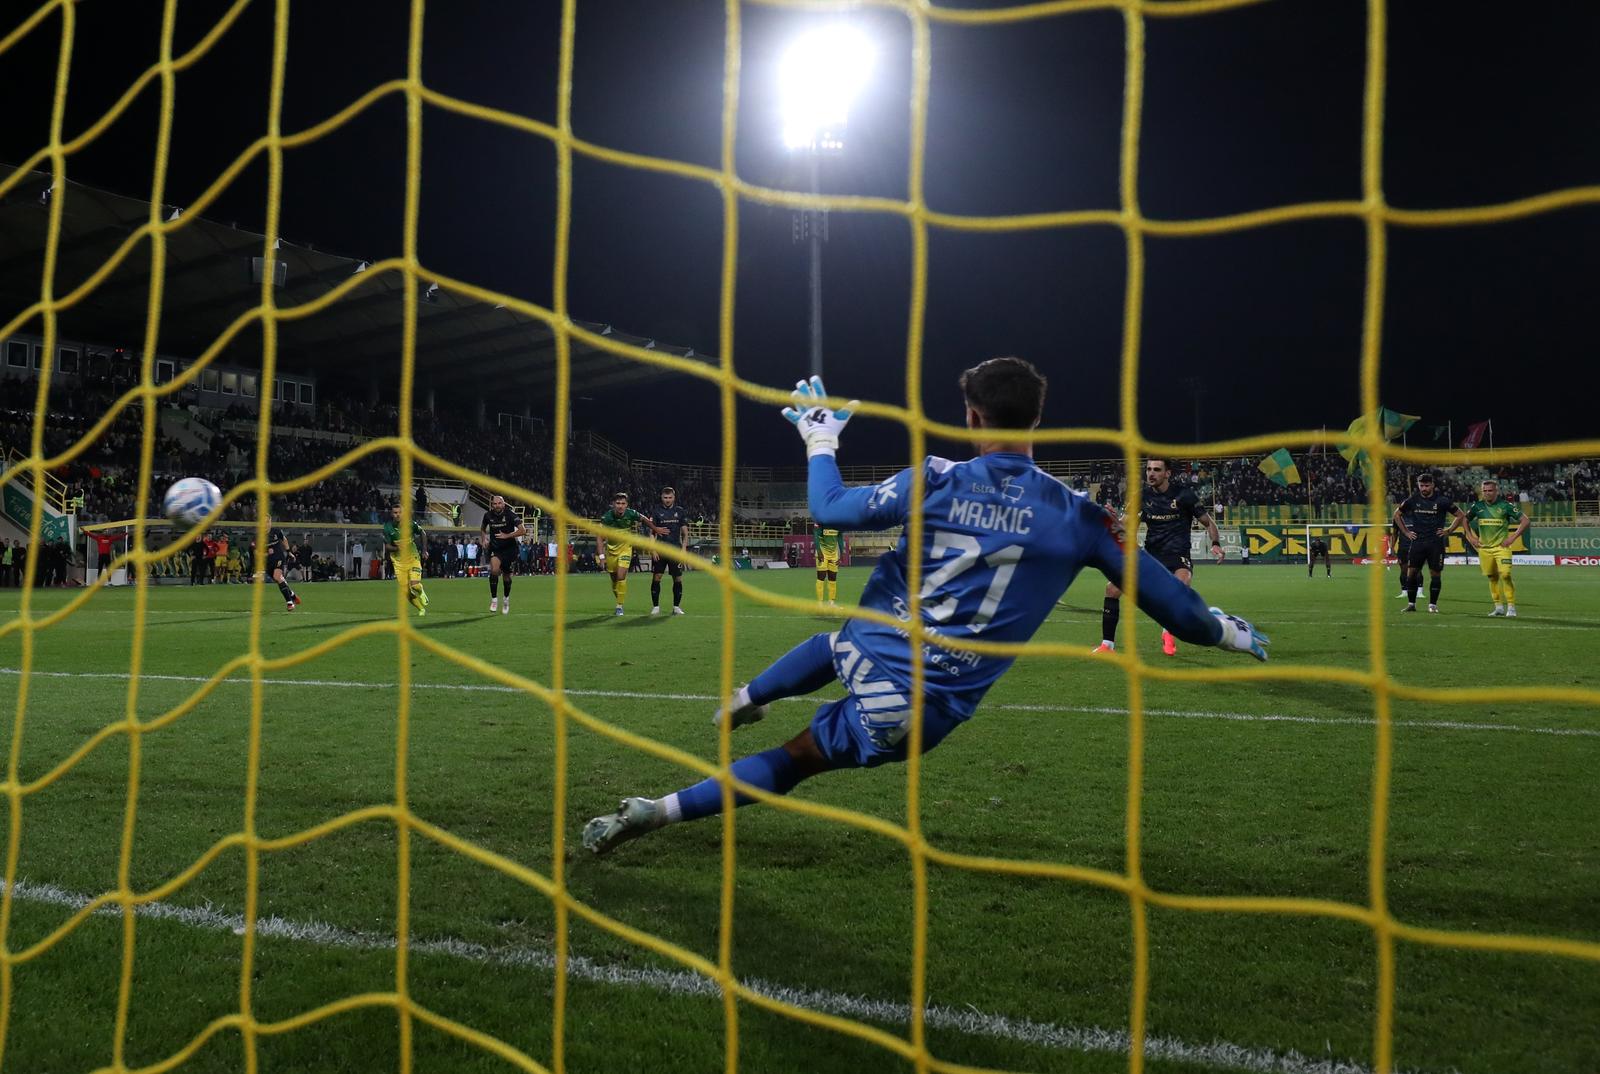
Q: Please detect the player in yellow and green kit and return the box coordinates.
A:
[384,504,429,615]
[813,523,842,605]
[1463,478,1529,618]
[600,493,666,616]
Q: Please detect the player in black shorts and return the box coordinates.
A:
[1392,472,1467,614]
[647,486,690,616]
[1390,528,1411,597]
[1307,535,1331,577]
[260,518,300,611]
[480,494,526,615]
[1098,457,1224,656]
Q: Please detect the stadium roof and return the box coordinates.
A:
[0,163,710,404]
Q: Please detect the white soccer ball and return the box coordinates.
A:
[162,477,222,527]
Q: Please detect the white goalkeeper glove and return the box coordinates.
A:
[1209,607,1271,662]
[781,376,858,458]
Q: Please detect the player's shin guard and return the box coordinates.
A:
[1101,596,1120,644]
[1429,574,1442,606]
[672,578,683,607]
[747,632,838,705]
[663,746,808,822]
[651,578,662,606]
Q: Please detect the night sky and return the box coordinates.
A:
[4,1,1598,465]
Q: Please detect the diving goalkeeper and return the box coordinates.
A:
[583,359,1270,855]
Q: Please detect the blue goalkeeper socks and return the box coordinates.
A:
[664,746,807,822]
[747,632,836,706]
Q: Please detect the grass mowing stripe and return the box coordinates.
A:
[1,667,1593,740]
[0,876,1412,1074]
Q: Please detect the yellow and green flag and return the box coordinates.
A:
[1257,448,1301,487]
[1338,408,1421,473]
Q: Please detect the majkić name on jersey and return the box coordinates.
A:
[947,498,1033,535]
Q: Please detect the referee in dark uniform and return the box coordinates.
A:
[1097,457,1224,656]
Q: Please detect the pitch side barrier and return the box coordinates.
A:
[1211,524,1600,565]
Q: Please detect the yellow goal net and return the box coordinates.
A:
[1,1,1598,1073]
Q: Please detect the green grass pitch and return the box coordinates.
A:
[0,563,1595,1074]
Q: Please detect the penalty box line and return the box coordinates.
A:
[0,876,1415,1074]
[0,667,1596,739]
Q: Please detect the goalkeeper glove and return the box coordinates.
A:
[781,376,858,458]
[1209,607,1271,662]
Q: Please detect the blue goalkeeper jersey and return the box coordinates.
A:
[809,452,1220,722]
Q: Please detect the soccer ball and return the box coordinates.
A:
[162,477,222,527]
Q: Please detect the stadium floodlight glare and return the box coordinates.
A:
[778,25,873,151]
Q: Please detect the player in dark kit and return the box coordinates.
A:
[1392,473,1468,614]
[481,494,526,615]
[260,518,300,611]
[648,486,690,616]
[1098,458,1223,656]
[1389,528,1411,597]
[1308,535,1331,577]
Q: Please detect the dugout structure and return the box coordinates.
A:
[3,2,1600,1074]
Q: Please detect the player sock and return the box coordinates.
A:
[490,575,499,598]
[616,578,627,603]
[276,580,295,602]
[651,578,662,607]
[1406,578,1419,605]
[1429,576,1442,606]
[672,579,683,607]
[815,578,825,601]
[1501,576,1515,603]
[827,579,837,602]
[747,632,837,705]
[661,746,807,823]
[502,574,511,597]
[1101,596,1120,645]
[1488,576,1503,603]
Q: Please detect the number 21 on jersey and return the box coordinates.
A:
[918,532,1023,633]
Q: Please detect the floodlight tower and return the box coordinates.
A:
[778,25,872,379]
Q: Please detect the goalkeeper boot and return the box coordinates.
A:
[1161,630,1177,656]
[582,797,663,857]
[1488,604,1505,617]
[712,689,768,731]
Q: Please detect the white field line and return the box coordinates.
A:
[14,607,1600,631]
[0,876,1412,1074]
[1,667,1596,740]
